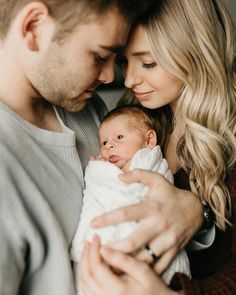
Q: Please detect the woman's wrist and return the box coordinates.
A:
[197,203,215,235]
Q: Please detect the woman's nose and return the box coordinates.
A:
[124,66,142,89]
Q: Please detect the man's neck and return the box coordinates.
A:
[0,92,62,132]
[0,51,62,132]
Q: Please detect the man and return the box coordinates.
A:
[0,1,151,294]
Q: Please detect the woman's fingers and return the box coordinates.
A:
[100,247,155,283]
[153,248,178,275]
[134,238,179,274]
[99,247,175,295]
[87,235,125,294]
[104,214,162,253]
[91,202,147,228]
[91,170,171,228]
[80,242,104,295]
[119,169,165,187]
[81,242,92,279]
[82,237,177,295]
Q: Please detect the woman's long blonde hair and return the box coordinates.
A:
[143,0,236,230]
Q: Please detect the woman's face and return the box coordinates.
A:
[123,25,183,110]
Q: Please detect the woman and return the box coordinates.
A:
[80,0,236,293]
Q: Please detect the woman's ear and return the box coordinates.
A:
[145,130,157,148]
[18,2,50,51]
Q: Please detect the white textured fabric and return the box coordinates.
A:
[71,146,190,292]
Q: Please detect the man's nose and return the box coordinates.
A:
[98,61,115,84]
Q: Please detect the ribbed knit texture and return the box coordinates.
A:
[0,95,107,295]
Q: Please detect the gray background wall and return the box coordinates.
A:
[225,0,236,24]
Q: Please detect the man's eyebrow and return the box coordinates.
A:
[132,51,151,57]
[99,45,124,54]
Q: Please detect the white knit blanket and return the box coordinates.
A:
[71,146,190,291]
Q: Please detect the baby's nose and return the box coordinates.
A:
[107,141,115,149]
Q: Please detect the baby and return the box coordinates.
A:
[71,105,190,293]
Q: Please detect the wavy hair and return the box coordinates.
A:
[143,0,236,230]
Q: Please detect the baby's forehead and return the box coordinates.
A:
[100,114,149,135]
[101,114,140,129]
[105,113,142,124]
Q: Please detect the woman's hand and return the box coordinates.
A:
[80,235,179,295]
[91,169,203,274]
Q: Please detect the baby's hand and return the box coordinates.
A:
[90,155,106,161]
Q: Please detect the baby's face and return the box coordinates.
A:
[99,115,147,171]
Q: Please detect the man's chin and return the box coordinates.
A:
[71,101,88,112]
[61,100,88,112]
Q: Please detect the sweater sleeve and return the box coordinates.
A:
[0,185,26,295]
[170,168,236,294]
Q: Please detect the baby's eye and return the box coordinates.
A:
[117,135,124,140]
[102,140,108,146]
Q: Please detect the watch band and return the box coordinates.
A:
[200,203,215,232]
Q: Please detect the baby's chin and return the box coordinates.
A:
[106,159,131,173]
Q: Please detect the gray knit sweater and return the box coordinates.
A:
[0,94,107,295]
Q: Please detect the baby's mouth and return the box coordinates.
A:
[108,155,120,163]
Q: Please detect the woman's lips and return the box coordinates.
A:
[134,91,153,101]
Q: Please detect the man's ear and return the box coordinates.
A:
[18,2,50,51]
[145,130,157,148]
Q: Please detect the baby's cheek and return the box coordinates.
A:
[100,148,108,160]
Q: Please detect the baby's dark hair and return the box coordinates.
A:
[101,104,173,152]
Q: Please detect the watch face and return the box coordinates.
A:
[203,204,214,231]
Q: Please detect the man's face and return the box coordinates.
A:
[27,8,130,112]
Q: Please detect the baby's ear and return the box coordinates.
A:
[145,130,157,148]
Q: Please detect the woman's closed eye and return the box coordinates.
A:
[142,62,157,69]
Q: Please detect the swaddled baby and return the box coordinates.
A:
[71,105,190,294]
